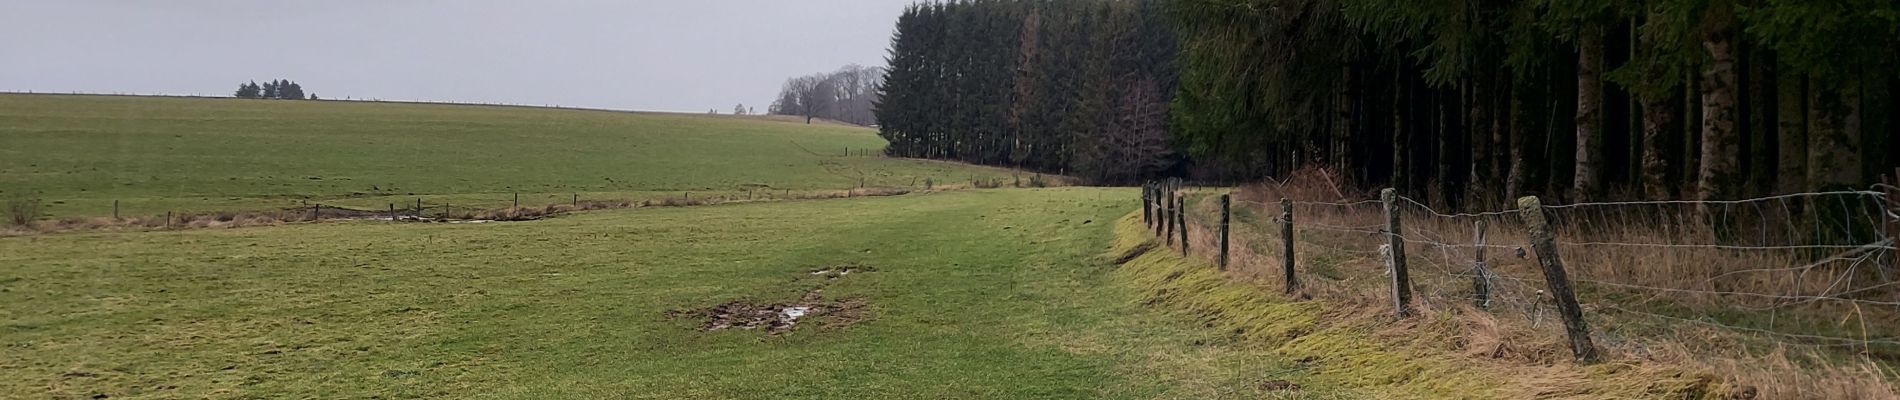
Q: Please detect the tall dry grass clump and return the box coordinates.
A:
[6,196,42,227]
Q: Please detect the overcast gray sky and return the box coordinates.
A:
[0,1,906,113]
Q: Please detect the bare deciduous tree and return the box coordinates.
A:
[768,65,883,125]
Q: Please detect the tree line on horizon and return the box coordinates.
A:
[234,79,314,100]
[873,0,1899,207]
[769,65,884,126]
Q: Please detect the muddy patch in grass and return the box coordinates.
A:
[670,264,876,335]
[669,290,867,335]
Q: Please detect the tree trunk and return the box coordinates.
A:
[1507,80,1529,201]
[1683,70,1699,191]
[1470,79,1491,204]
[1808,80,1861,188]
[1746,46,1777,196]
[1776,73,1808,194]
[1393,69,1407,193]
[1439,89,1456,206]
[1338,65,1355,177]
[1698,9,1740,204]
[1573,26,1606,202]
[1493,74,1512,195]
[1640,91,1676,199]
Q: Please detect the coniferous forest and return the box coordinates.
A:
[874,0,1900,206]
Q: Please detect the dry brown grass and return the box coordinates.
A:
[1149,167,1899,398]
[6,196,41,227]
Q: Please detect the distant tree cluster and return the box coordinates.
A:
[235,79,314,100]
[876,1,1177,184]
[769,65,883,126]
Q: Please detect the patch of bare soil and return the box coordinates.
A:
[669,265,875,335]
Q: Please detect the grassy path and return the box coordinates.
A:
[1,188,1336,399]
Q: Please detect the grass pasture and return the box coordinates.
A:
[0,189,1360,399]
[0,94,1021,219]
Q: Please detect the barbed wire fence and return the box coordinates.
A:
[1141,178,1900,363]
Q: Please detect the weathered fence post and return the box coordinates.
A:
[416,198,423,213]
[1473,219,1490,308]
[313,204,322,221]
[574,193,580,207]
[1517,195,1598,362]
[1281,197,1297,294]
[513,193,519,209]
[1177,196,1189,255]
[389,203,395,222]
[1219,194,1231,270]
[1381,188,1411,318]
[1142,183,1153,228]
[113,200,120,220]
[1163,188,1174,241]
[166,211,173,229]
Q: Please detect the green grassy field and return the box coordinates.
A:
[0,188,1354,399]
[0,94,1020,218]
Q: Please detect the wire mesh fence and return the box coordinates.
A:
[1143,178,1900,363]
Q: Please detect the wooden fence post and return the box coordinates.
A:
[1219,194,1230,270]
[113,200,120,220]
[1517,195,1599,362]
[513,193,519,209]
[166,211,172,229]
[1143,183,1153,228]
[1473,219,1491,308]
[574,193,580,207]
[1281,197,1297,294]
[1381,188,1411,318]
[1177,196,1189,255]
[1163,188,1175,242]
[313,204,322,221]
[389,203,395,222]
[416,198,423,213]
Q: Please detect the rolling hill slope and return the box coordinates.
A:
[0,94,1019,218]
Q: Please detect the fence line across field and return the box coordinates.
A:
[1139,182,1900,362]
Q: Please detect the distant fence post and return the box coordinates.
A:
[574,193,580,207]
[1177,196,1188,256]
[166,211,173,229]
[1473,220,1491,308]
[113,200,120,220]
[313,204,322,221]
[1219,194,1230,270]
[513,193,519,209]
[1281,197,1297,294]
[389,203,396,222]
[1517,195,1598,362]
[1381,188,1410,318]
[416,198,423,213]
